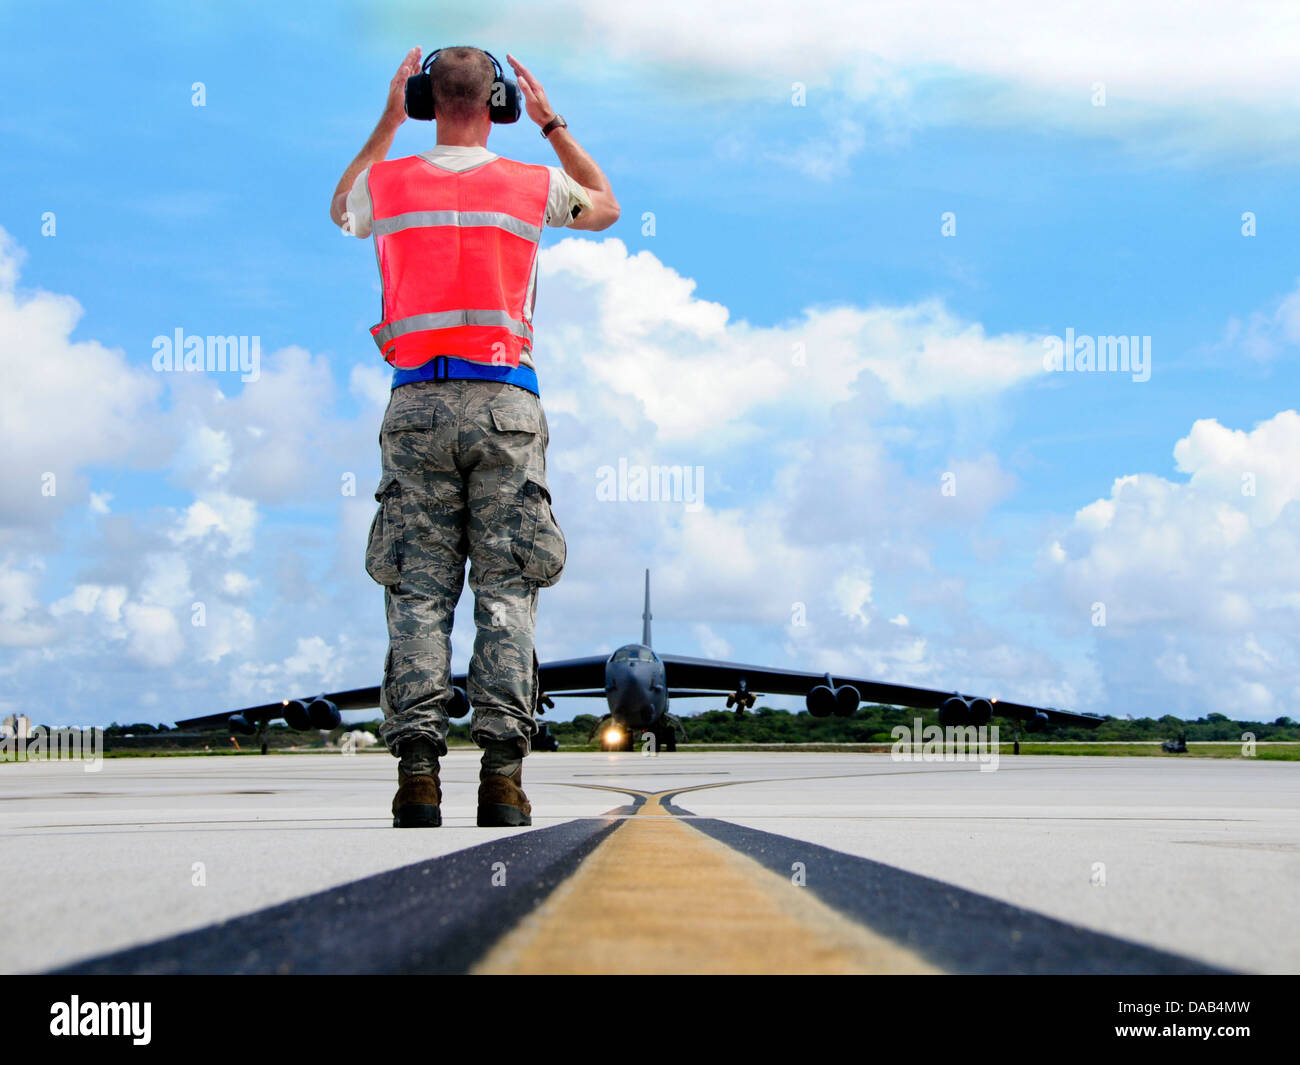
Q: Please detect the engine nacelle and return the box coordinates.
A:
[1026,710,1050,732]
[806,685,836,718]
[283,699,312,731]
[967,697,993,727]
[833,685,860,718]
[448,686,472,720]
[228,713,256,736]
[938,695,969,728]
[308,697,341,730]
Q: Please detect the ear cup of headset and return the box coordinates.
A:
[487,77,521,123]
[405,72,436,120]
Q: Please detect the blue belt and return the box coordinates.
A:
[392,354,539,395]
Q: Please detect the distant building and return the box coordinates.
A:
[2,715,32,740]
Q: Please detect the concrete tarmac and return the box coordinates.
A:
[1,751,1296,973]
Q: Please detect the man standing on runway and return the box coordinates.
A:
[330,46,619,826]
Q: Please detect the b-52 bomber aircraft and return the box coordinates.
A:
[178,571,1103,752]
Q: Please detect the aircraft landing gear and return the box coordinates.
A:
[594,722,637,751]
[652,726,677,752]
[258,723,269,756]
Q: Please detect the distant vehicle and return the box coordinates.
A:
[533,721,559,752]
[177,571,1106,752]
[1162,733,1188,753]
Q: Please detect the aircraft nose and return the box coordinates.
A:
[610,663,653,717]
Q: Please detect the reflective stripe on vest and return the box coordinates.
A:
[367,155,550,370]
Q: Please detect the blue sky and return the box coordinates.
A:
[3,0,1299,727]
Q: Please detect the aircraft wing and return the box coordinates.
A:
[177,653,1099,731]
[657,653,1104,728]
[449,656,610,701]
[527,655,609,693]
[175,704,285,730]
[176,686,381,730]
[175,658,610,730]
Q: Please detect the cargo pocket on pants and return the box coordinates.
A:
[365,475,402,586]
[513,475,566,588]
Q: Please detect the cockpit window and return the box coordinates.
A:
[612,646,656,662]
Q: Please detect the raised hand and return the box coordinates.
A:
[386,46,423,122]
[506,54,556,127]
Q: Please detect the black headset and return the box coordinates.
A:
[405,48,521,123]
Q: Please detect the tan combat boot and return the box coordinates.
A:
[477,765,532,827]
[392,764,442,828]
[393,736,441,828]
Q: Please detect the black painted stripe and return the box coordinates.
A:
[56,818,619,975]
[665,802,1229,975]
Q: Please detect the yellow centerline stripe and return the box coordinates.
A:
[472,793,939,975]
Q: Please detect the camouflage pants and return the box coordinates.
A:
[365,380,566,759]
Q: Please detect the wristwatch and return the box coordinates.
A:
[540,114,567,138]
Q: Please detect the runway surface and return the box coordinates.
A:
[2,751,1296,974]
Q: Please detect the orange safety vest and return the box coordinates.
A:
[367,155,551,370]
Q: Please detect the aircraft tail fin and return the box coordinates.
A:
[642,569,652,647]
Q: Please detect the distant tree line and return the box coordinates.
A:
[533,706,1300,745]
[87,706,1300,749]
